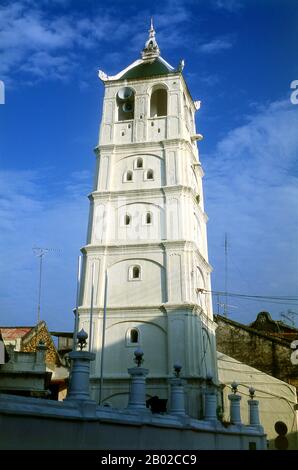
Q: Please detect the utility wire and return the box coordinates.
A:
[200,289,298,306]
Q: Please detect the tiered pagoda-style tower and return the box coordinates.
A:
[78,22,219,417]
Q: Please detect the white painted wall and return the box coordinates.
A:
[0,393,267,450]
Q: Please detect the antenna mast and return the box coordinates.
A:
[280,309,298,327]
[33,247,60,323]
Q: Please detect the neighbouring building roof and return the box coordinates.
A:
[214,313,292,346]
[0,321,61,366]
[51,331,73,338]
[215,312,298,393]
[51,331,73,354]
[249,311,298,343]
[0,327,33,341]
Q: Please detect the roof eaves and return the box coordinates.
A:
[107,71,178,86]
[99,59,144,83]
[158,56,175,71]
[214,314,291,346]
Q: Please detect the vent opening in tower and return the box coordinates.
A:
[117,87,135,121]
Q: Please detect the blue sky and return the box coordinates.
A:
[0,0,297,330]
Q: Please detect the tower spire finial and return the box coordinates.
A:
[150,17,154,31]
[142,18,160,60]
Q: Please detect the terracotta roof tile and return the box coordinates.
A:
[0,327,33,340]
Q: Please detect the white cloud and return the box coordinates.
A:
[0,169,91,329]
[198,37,234,53]
[204,100,298,320]
[20,51,75,80]
[0,4,75,50]
[212,0,244,12]
[0,1,193,83]
[0,2,126,82]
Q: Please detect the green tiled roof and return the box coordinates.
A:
[121,58,174,80]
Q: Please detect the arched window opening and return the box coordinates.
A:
[136,157,143,169]
[125,170,133,182]
[124,214,131,225]
[133,266,140,279]
[130,329,139,343]
[126,327,140,347]
[150,87,167,117]
[146,212,152,224]
[146,169,154,180]
[129,264,141,281]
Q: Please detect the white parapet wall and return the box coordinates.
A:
[0,392,266,450]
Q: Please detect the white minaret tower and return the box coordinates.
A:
[78,21,219,417]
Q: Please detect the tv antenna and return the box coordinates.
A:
[217,297,238,315]
[32,247,61,323]
[280,309,298,327]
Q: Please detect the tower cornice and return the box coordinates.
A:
[88,185,208,222]
[81,240,213,273]
[89,184,197,199]
[94,138,199,155]
[77,303,216,330]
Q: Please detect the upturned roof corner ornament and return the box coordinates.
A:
[98,70,109,81]
[176,59,185,72]
[142,18,160,60]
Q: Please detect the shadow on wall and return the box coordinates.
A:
[77,306,217,417]
[83,313,168,409]
[84,334,169,411]
[268,423,298,450]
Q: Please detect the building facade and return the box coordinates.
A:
[215,312,298,392]
[78,22,218,416]
[217,351,298,450]
[0,322,69,400]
